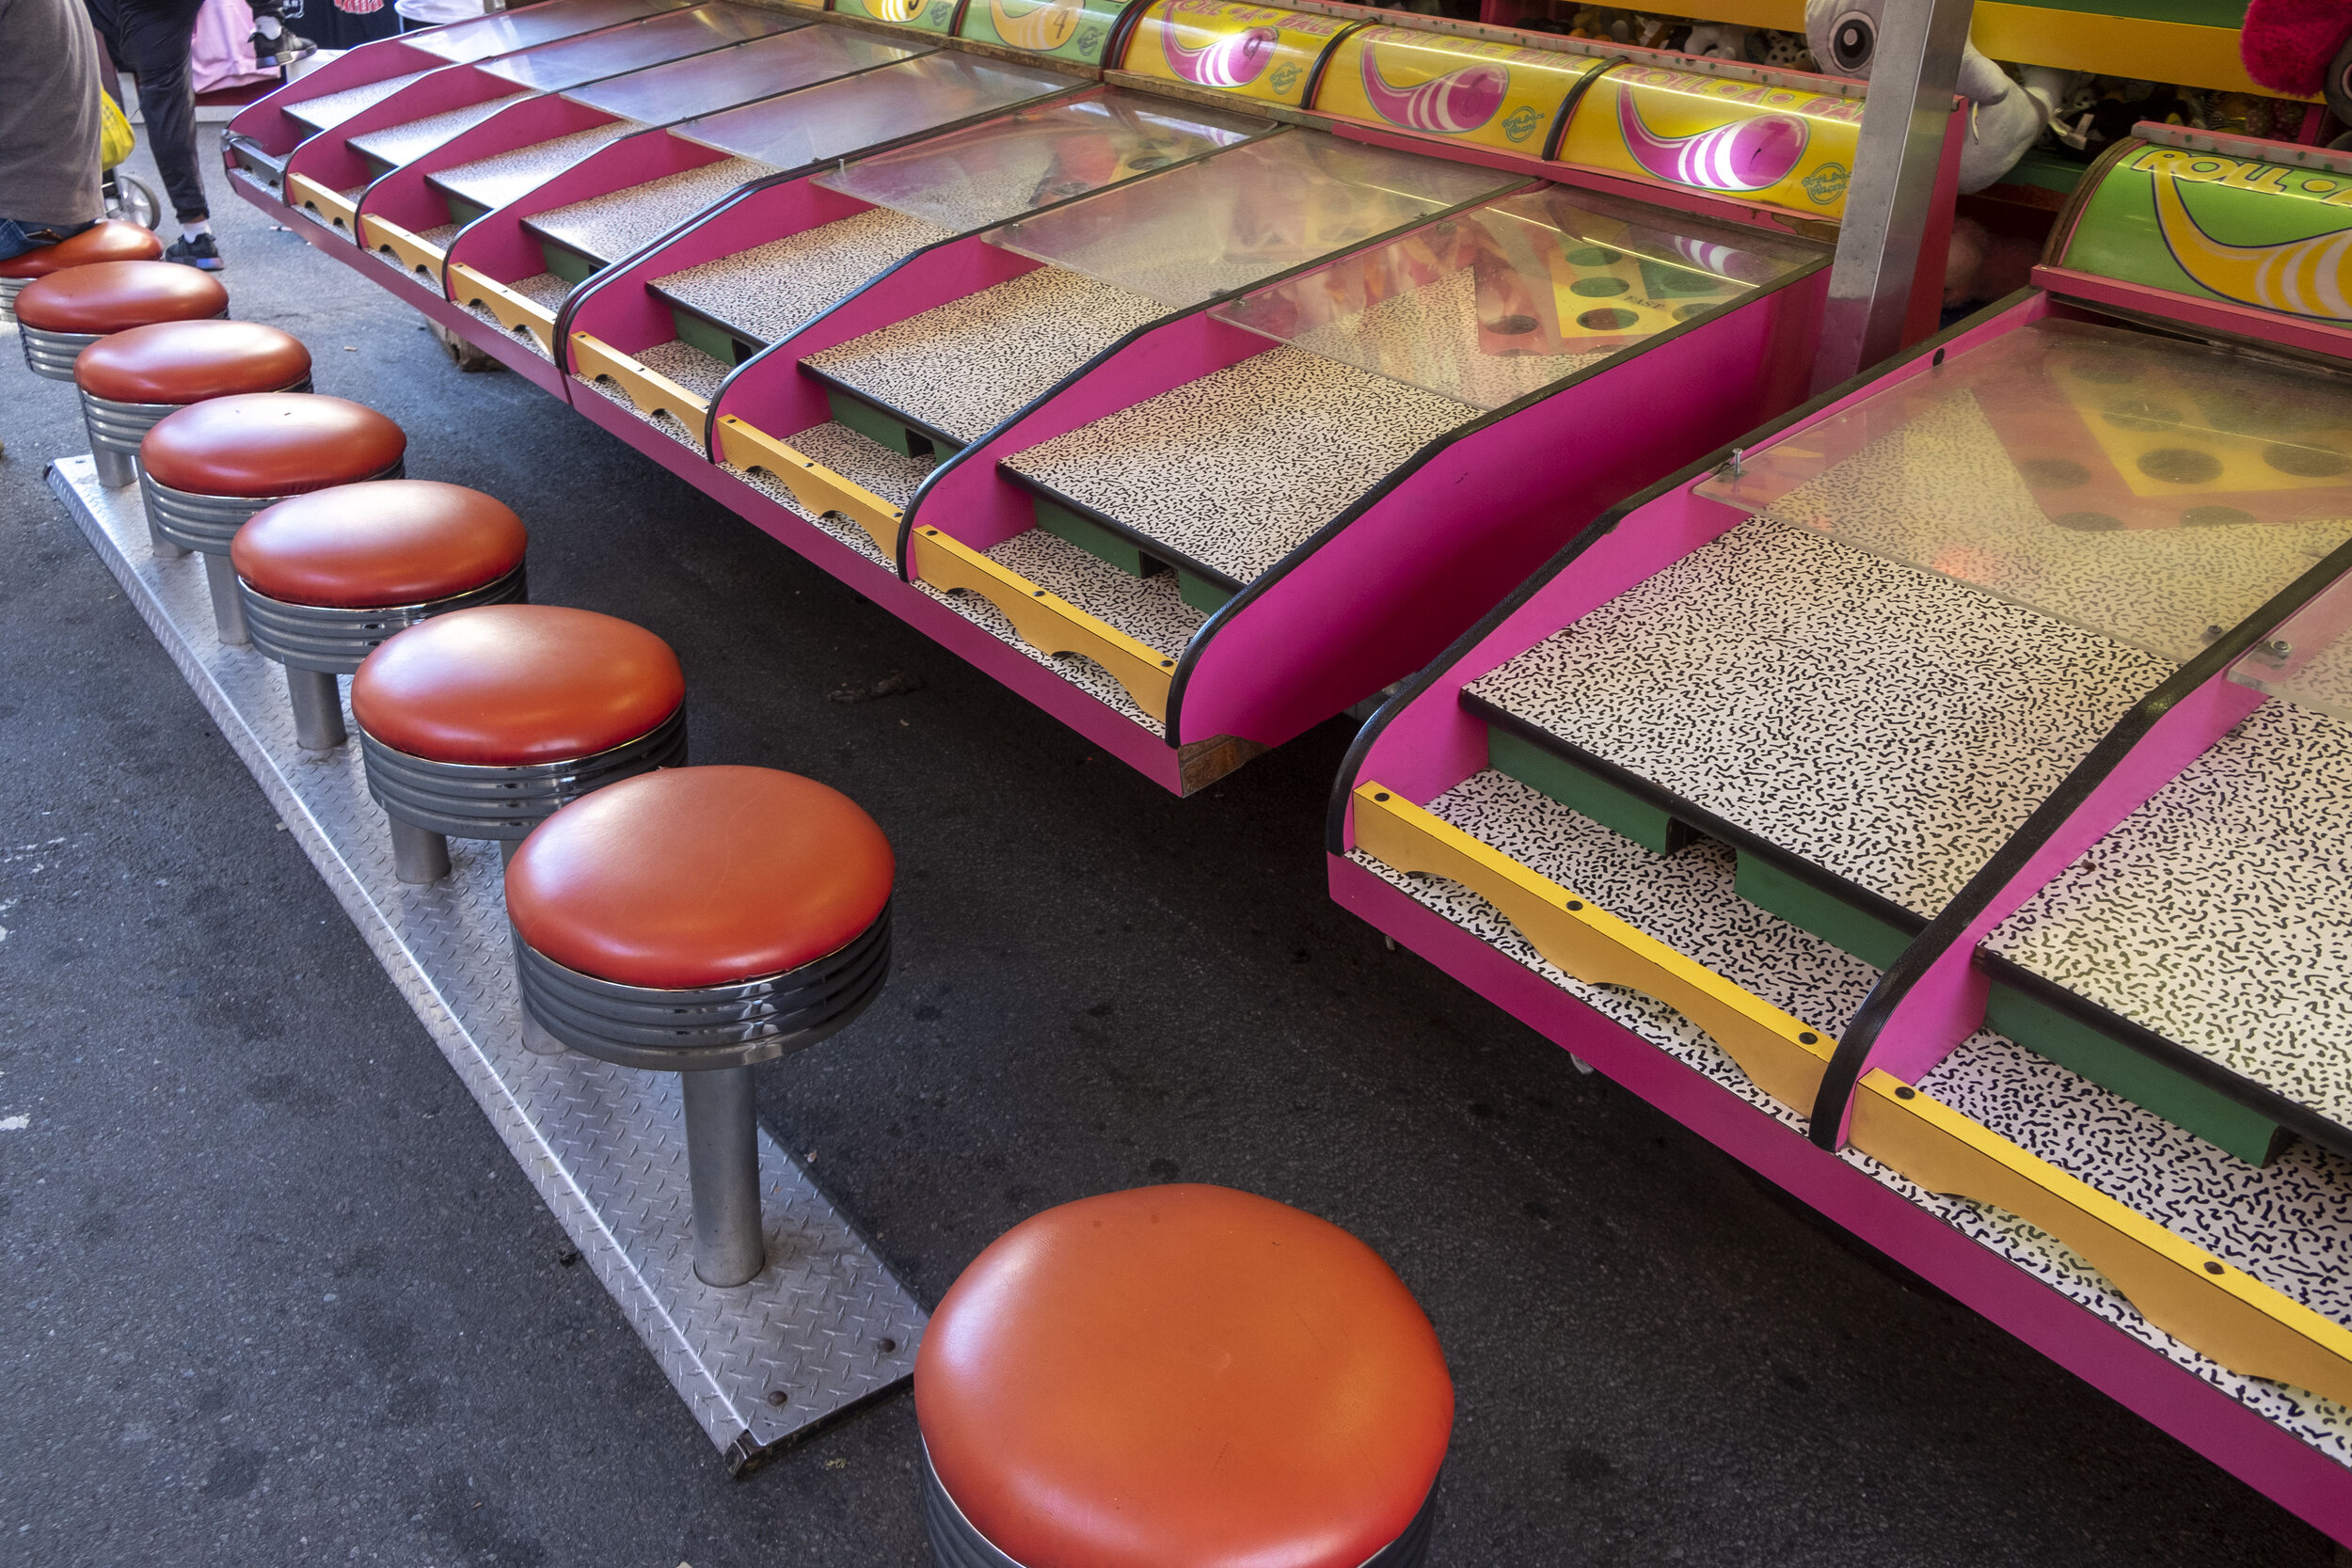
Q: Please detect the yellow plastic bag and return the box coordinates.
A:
[100,92,135,171]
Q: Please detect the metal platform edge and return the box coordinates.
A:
[44,455,926,1474]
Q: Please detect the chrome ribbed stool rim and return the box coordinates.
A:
[21,324,103,380]
[358,702,687,841]
[80,375,316,459]
[0,275,26,321]
[241,562,528,674]
[515,903,891,1071]
[140,458,405,554]
[918,1447,1437,1568]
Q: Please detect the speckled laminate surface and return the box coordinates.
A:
[347,95,532,168]
[984,530,1204,661]
[526,155,777,264]
[1463,513,2173,919]
[283,71,434,134]
[1352,773,2352,1460]
[651,208,955,344]
[1988,697,2352,1132]
[581,372,707,452]
[1005,344,1472,585]
[802,267,1167,445]
[430,121,645,212]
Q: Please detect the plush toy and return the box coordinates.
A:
[1805,0,2074,192]
[1681,21,1749,60]
[2240,0,2352,147]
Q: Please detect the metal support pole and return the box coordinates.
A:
[89,443,137,489]
[202,553,250,644]
[388,816,451,884]
[680,1066,765,1288]
[1807,0,1976,394]
[284,667,347,751]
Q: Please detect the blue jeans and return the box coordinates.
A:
[0,219,100,263]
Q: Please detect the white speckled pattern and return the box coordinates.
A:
[1350,775,2352,1459]
[430,121,646,212]
[1005,345,1472,585]
[581,372,706,452]
[632,338,729,400]
[527,155,777,264]
[347,95,532,167]
[984,531,1204,661]
[462,301,554,360]
[1465,513,2172,918]
[651,208,956,344]
[914,578,1165,736]
[283,71,434,134]
[803,267,1168,444]
[785,420,935,510]
[1989,698,2352,1132]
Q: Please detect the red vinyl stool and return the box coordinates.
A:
[351,604,686,885]
[506,766,893,1286]
[0,220,161,321]
[231,482,529,750]
[916,1185,1455,1568]
[14,260,227,381]
[76,320,312,491]
[139,394,406,643]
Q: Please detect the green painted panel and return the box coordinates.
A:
[1986,981,2287,1164]
[672,309,746,368]
[1486,727,1688,856]
[538,239,600,285]
[828,388,930,456]
[443,193,490,229]
[1034,496,1146,575]
[1177,570,1232,614]
[1733,853,1911,969]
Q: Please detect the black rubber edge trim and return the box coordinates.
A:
[1541,55,1619,163]
[1298,19,1370,109]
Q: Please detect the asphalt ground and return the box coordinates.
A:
[0,141,2341,1567]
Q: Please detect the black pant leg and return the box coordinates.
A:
[106,0,211,223]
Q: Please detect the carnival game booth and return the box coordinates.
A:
[230,0,1962,794]
[1329,122,2352,1545]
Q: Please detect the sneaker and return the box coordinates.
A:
[249,25,317,67]
[165,233,224,272]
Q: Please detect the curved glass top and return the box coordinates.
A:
[564,25,917,124]
[1695,317,2352,659]
[405,0,696,64]
[674,53,1072,171]
[986,129,1516,309]
[813,90,1260,236]
[2230,564,2352,718]
[475,3,793,91]
[1211,182,1818,409]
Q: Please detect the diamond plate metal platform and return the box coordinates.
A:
[45,455,926,1473]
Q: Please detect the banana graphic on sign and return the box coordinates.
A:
[2153,167,2352,322]
[991,0,1082,51]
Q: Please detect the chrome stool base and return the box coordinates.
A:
[20,324,103,380]
[80,379,314,491]
[141,459,405,642]
[516,907,891,1287]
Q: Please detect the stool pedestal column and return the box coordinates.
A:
[90,443,139,490]
[285,667,346,751]
[202,556,250,644]
[389,816,452,883]
[681,1067,766,1288]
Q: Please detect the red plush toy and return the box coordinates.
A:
[2241,0,2352,143]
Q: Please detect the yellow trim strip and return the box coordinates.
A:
[910,526,1176,722]
[286,173,357,230]
[1851,1070,2352,1408]
[358,214,446,280]
[1353,780,2352,1408]
[1972,5,2302,101]
[569,331,708,435]
[711,416,903,561]
[448,263,556,353]
[1351,784,1835,1110]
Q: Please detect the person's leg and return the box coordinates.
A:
[115,0,219,265]
[0,218,100,261]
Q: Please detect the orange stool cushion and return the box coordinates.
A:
[352,604,683,767]
[916,1185,1454,1568]
[14,260,226,333]
[503,766,894,990]
[75,320,311,404]
[0,220,163,278]
[140,393,405,498]
[233,481,526,608]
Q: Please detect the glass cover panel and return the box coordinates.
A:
[2229,567,2352,719]
[814,90,1259,235]
[986,130,1516,309]
[405,0,694,63]
[476,3,792,91]
[1211,182,1817,408]
[675,53,1070,169]
[1694,318,2352,659]
[564,26,914,123]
